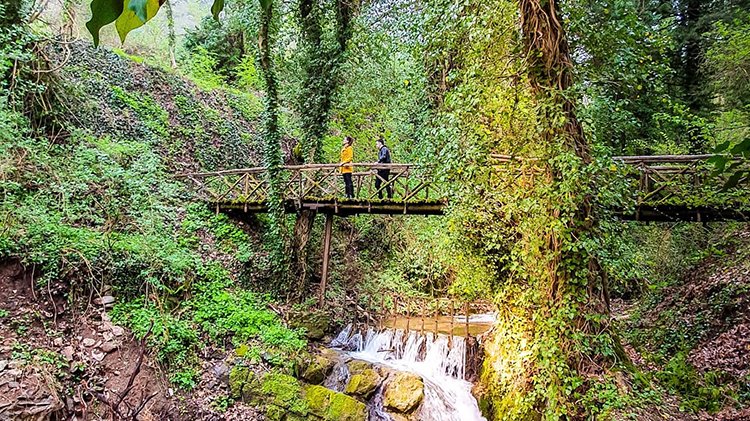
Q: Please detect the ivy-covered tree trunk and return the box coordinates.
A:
[422,0,622,417]
[478,1,618,418]
[257,0,287,278]
[290,0,355,298]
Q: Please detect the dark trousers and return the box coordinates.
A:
[375,169,393,199]
[342,173,354,198]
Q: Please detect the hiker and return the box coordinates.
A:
[375,138,393,199]
[340,136,354,199]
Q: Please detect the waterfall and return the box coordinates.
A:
[332,325,486,421]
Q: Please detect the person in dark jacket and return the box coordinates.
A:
[375,139,393,199]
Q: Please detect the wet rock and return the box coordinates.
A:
[384,372,424,413]
[304,384,367,421]
[94,295,115,306]
[346,360,372,375]
[288,310,330,340]
[344,368,381,398]
[82,338,96,347]
[298,354,336,385]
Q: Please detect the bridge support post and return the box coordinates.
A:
[319,212,333,304]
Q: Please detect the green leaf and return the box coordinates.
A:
[86,0,124,47]
[115,0,164,43]
[211,0,225,20]
[259,0,272,13]
[713,141,731,153]
[723,170,746,190]
[730,138,750,155]
[707,155,729,174]
[127,0,150,22]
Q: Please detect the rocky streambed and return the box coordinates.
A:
[228,324,487,421]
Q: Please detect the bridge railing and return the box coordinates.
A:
[614,154,749,208]
[177,163,444,208]
[491,153,750,208]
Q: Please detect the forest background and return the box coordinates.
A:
[1,0,749,419]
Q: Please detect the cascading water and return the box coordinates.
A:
[331,324,487,421]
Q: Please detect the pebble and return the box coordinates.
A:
[62,346,75,362]
[0,360,7,371]
[82,338,96,347]
[7,381,19,389]
[53,338,64,347]
[100,342,118,353]
[91,350,105,362]
[111,326,125,337]
[94,296,116,306]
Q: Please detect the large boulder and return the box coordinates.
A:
[383,372,424,413]
[298,354,336,385]
[288,310,330,340]
[344,368,382,398]
[304,384,368,421]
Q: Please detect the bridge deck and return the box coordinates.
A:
[179,156,750,221]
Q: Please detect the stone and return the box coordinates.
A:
[53,338,64,347]
[100,342,118,353]
[212,362,230,382]
[61,346,75,361]
[94,296,115,306]
[0,360,7,371]
[111,326,125,337]
[82,338,96,347]
[383,372,424,413]
[229,366,258,401]
[346,360,372,375]
[344,368,381,397]
[288,310,330,340]
[299,354,336,385]
[303,384,367,421]
[91,350,105,362]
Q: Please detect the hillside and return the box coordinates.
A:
[0,42,294,419]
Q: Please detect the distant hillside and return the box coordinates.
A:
[52,41,262,173]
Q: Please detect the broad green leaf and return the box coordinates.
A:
[127,0,150,22]
[730,138,750,155]
[707,155,729,174]
[723,170,746,190]
[86,0,124,47]
[211,0,225,20]
[713,141,731,153]
[115,0,164,43]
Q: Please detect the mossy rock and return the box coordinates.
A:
[229,365,258,402]
[344,368,382,398]
[346,359,372,375]
[259,372,309,416]
[304,384,368,421]
[288,310,330,340]
[383,372,424,413]
[296,353,336,385]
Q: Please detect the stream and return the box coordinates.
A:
[328,318,492,421]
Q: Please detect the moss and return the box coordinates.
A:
[229,366,252,399]
[304,385,367,421]
[299,354,336,385]
[346,360,371,375]
[344,369,381,397]
[260,372,309,416]
[288,310,330,340]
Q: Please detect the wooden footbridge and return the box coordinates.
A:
[178,154,749,300]
[178,154,750,222]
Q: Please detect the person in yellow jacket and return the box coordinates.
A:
[340,136,354,198]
